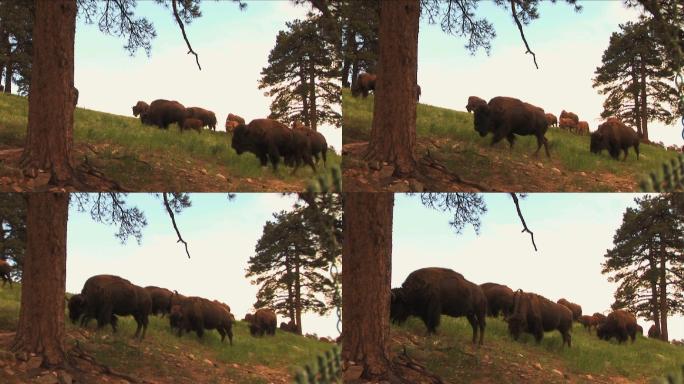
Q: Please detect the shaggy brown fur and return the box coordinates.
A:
[247,308,277,336]
[590,119,640,161]
[508,290,573,347]
[596,310,638,344]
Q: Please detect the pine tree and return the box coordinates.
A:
[602,194,684,342]
[593,20,682,141]
[339,0,379,88]
[259,16,341,131]
[0,0,33,95]
[0,193,26,281]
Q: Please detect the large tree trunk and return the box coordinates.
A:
[658,252,668,341]
[364,0,420,177]
[12,193,69,367]
[342,193,397,380]
[295,255,303,335]
[4,32,11,94]
[308,60,318,131]
[639,57,649,141]
[299,66,310,128]
[631,60,642,137]
[649,257,661,336]
[19,0,76,185]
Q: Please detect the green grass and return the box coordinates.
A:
[0,285,334,382]
[0,93,341,190]
[394,315,684,383]
[343,88,681,191]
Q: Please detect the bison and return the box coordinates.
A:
[73,87,79,107]
[390,267,486,345]
[144,286,174,317]
[556,298,582,321]
[648,324,661,339]
[279,320,299,334]
[507,290,572,347]
[185,107,217,131]
[169,296,233,344]
[576,121,589,135]
[473,96,550,157]
[69,275,151,339]
[293,124,328,165]
[558,117,577,130]
[246,308,277,336]
[142,99,187,130]
[132,101,150,123]
[351,72,376,98]
[593,312,607,325]
[578,315,598,332]
[590,119,640,161]
[466,96,487,113]
[0,259,12,288]
[181,118,203,133]
[545,113,558,127]
[596,310,638,344]
[416,84,422,101]
[479,282,514,318]
[560,110,579,125]
[231,118,315,173]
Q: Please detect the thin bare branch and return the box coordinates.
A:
[510,0,539,69]
[510,193,537,251]
[163,193,191,258]
[171,0,201,70]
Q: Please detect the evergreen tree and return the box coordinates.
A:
[0,0,33,95]
[593,20,682,141]
[247,198,341,334]
[259,16,341,131]
[339,0,379,88]
[602,194,684,342]
[0,193,26,281]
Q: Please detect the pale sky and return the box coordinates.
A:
[418,0,683,147]
[66,193,340,338]
[74,1,341,152]
[392,193,684,341]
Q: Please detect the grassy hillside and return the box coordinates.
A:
[0,285,335,384]
[392,316,684,384]
[343,89,682,192]
[0,93,341,192]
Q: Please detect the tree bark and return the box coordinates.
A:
[648,256,661,336]
[658,251,668,341]
[12,193,69,367]
[4,32,11,94]
[19,0,76,185]
[308,60,318,131]
[364,0,420,177]
[299,65,310,128]
[342,193,397,380]
[631,60,642,137]
[639,56,649,141]
[295,253,303,335]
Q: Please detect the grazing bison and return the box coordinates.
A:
[169,296,233,344]
[593,312,607,325]
[352,72,376,98]
[390,267,487,345]
[648,324,661,339]
[231,118,315,172]
[576,121,589,135]
[558,117,577,130]
[293,125,328,165]
[560,110,579,125]
[185,107,217,131]
[545,113,558,127]
[132,101,150,122]
[73,87,79,106]
[416,84,422,101]
[473,96,550,157]
[279,321,299,334]
[590,119,640,161]
[0,259,12,287]
[142,99,187,129]
[596,310,638,344]
[507,290,573,347]
[556,298,582,321]
[246,308,277,336]
[466,96,487,113]
[579,315,598,332]
[479,282,514,318]
[69,275,151,339]
[181,118,203,133]
[144,286,174,317]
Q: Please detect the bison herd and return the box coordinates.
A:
[66,274,287,345]
[131,99,328,172]
[391,267,648,349]
[466,96,642,161]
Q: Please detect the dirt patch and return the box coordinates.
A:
[343,139,639,192]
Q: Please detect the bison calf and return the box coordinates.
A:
[391,267,486,345]
[182,118,203,133]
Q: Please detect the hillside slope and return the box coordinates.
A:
[342,89,682,192]
[0,93,341,192]
[386,316,684,384]
[0,286,335,384]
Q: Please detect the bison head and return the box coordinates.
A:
[231,124,251,155]
[169,304,183,329]
[473,105,492,137]
[596,324,609,340]
[390,288,411,325]
[68,294,86,324]
[589,132,605,154]
[506,314,526,340]
[132,101,149,117]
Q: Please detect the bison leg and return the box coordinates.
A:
[304,154,316,172]
[506,134,516,149]
[217,328,226,342]
[227,328,233,346]
[561,330,571,347]
[622,148,629,161]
